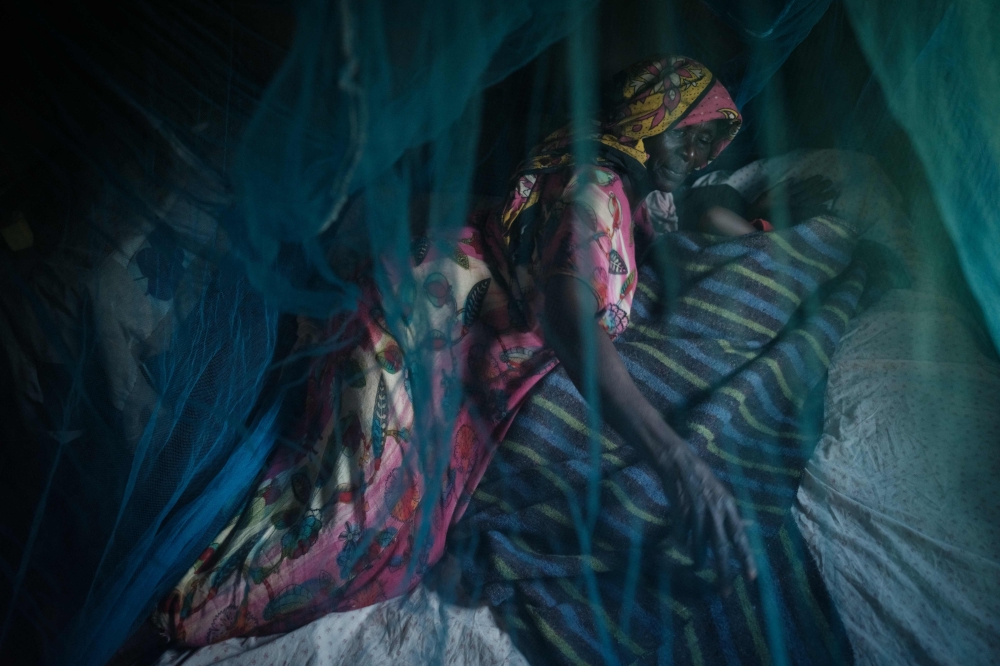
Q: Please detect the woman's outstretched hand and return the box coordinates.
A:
[749,175,836,223]
[648,438,757,595]
[544,275,758,595]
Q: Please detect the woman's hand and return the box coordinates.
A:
[544,275,757,593]
[748,175,836,223]
[648,438,756,593]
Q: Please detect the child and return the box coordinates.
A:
[676,175,837,236]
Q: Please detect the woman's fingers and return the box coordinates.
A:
[724,496,757,581]
[651,444,757,588]
[790,176,836,207]
[653,448,703,564]
[689,472,708,569]
[652,447,690,547]
[709,500,732,594]
[793,175,831,192]
[691,468,758,591]
[766,176,836,211]
[667,475,689,543]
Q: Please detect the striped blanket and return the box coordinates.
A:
[449,216,894,665]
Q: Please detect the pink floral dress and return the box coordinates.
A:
[154,165,651,645]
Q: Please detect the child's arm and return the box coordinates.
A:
[680,184,757,236]
[697,205,757,236]
[681,176,836,236]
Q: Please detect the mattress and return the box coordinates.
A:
[703,149,1000,663]
[793,289,1000,664]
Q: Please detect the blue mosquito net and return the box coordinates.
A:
[0,0,996,664]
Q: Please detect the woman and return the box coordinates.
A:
[154,55,756,644]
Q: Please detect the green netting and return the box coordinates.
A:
[0,1,996,664]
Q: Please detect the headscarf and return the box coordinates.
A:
[498,55,741,248]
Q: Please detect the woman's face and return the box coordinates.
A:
[644,120,723,192]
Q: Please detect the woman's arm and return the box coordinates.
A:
[543,274,756,592]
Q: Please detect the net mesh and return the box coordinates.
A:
[0,1,996,664]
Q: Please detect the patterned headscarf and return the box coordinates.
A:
[599,55,741,164]
[499,55,741,246]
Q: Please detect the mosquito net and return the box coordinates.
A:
[0,0,995,664]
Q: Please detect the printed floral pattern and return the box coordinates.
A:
[154,164,644,646]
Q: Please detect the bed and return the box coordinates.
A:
[2,149,991,664]
[151,150,998,665]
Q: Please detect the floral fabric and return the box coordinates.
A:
[153,52,744,647]
[153,165,644,645]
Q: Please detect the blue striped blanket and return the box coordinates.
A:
[449,216,895,665]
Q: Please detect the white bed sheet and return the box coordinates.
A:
[156,582,528,666]
[793,289,1000,665]
[707,150,1000,663]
